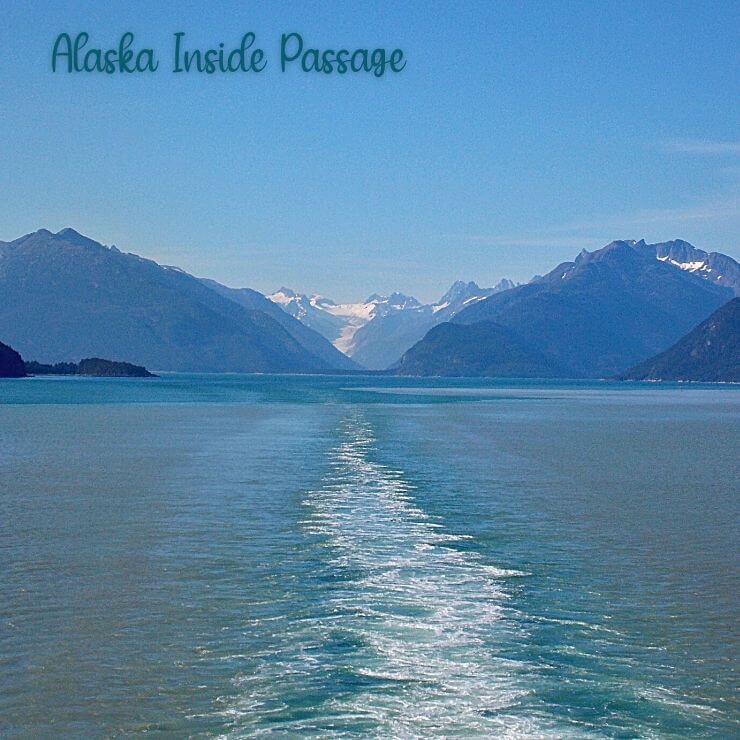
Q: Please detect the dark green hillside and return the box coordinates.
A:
[618,298,739,382]
[0,340,25,377]
[397,321,569,377]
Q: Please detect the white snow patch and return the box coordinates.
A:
[657,256,707,272]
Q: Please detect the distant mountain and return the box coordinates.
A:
[618,298,739,382]
[268,288,423,358]
[350,279,516,369]
[0,229,354,373]
[397,240,735,378]
[646,240,739,294]
[268,288,349,347]
[0,340,25,377]
[269,279,516,370]
[200,280,358,371]
[433,279,517,315]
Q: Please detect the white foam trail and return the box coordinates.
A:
[301,414,549,737]
[220,412,567,737]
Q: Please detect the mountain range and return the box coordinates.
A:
[269,279,516,369]
[1,229,737,379]
[397,240,737,378]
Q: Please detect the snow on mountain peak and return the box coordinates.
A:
[269,287,299,304]
[268,277,518,364]
[432,278,516,314]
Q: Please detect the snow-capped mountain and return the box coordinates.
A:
[269,280,517,368]
[348,280,517,369]
[431,279,516,317]
[398,239,735,379]
[533,239,739,295]
[648,240,739,294]
[268,288,346,347]
[268,289,422,354]
[267,238,738,371]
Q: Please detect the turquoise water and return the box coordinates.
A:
[1,375,738,737]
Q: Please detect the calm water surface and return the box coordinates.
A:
[0,375,738,737]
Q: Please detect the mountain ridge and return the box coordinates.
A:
[0,228,354,373]
[2,230,737,377]
[397,239,736,377]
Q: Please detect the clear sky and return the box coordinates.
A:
[1,1,738,302]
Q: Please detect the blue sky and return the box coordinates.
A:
[1,1,738,301]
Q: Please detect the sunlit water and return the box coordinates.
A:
[0,375,738,737]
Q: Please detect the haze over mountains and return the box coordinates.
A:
[199,279,356,371]
[268,288,422,355]
[0,229,737,379]
[269,279,516,369]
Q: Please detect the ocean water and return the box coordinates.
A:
[0,374,738,738]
